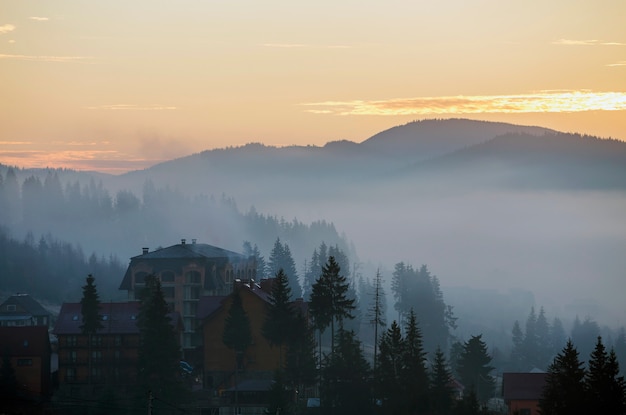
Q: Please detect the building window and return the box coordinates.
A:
[185,271,201,284]
[6,304,16,312]
[184,286,201,300]
[91,336,102,347]
[183,301,198,316]
[519,409,531,415]
[91,367,102,381]
[161,271,175,282]
[91,350,102,363]
[17,359,33,366]
[67,336,77,347]
[69,350,77,363]
[114,335,122,346]
[114,350,121,360]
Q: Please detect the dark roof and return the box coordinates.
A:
[503,372,547,401]
[0,326,51,357]
[119,242,247,290]
[0,294,50,317]
[53,301,183,335]
[54,302,141,335]
[132,242,246,261]
[197,296,227,320]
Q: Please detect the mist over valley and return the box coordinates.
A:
[2,118,625,345]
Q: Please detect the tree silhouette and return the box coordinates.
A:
[456,335,495,404]
[137,274,183,404]
[430,346,455,415]
[262,268,294,367]
[80,274,103,386]
[586,336,626,415]
[539,339,586,415]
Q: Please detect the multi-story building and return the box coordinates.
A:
[0,326,51,406]
[53,301,183,398]
[0,293,51,328]
[118,239,255,354]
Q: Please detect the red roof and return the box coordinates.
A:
[0,326,50,357]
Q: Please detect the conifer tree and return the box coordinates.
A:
[375,321,405,414]
[137,274,184,404]
[586,336,626,415]
[322,329,373,415]
[430,346,455,415]
[510,320,524,371]
[80,274,103,385]
[456,335,495,404]
[539,339,586,415]
[262,269,294,367]
[403,309,429,414]
[285,309,317,400]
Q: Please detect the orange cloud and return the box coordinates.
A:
[0,24,16,34]
[302,91,626,116]
[552,39,626,46]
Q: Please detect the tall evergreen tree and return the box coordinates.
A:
[586,336,626,415]
[510,320,525,371]
[285,309,317,400]
[539,339,587,415]
[80,274,103,386]
[80,274,104,334]
[322,329,373,415]
[368,269,386,372]
[430,346,455,415]
[550,317,567,357]
[322,256,355,354]
[376,321,405,415]
[243,241,268,280]
[403,309,429,414]
[262,269,294,367]
[137,274,184,404]
[268,238,301,298]
[535,307,551,369]
[456,335,495,404]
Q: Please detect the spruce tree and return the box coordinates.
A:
[322,329,373,415]
[80,274,103,385]
[403,309,429,414]
[430,346,455,415]
[539,339,586,415]
[262,269,294,358]
[510,320,525,371]
[456,335,495,404]
[375,321,405,414]
[586,336,626,415]
[137,274,184,404]
[285,309,317,397]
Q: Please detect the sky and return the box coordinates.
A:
[1,0,626,174]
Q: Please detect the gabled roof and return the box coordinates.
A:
[0,294,50,317]
[53,302,184,335]
[0,326,50,357]
[503,372,547,401]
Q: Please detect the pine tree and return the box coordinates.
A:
[324,256,355,354]
[586,336,626,415]
[535,307,551,369]
[285,309,317,397]
[539,339,586,415]
[456,335,495,404]
[430,346,455,415]
[322,329,373,415]
[403,309,429,414]
[137,274,184,404]
[510,320,525,371]
[375,321,405,414]
[268,238,301,298]
[262,269,294,367]
[80,274,103,385]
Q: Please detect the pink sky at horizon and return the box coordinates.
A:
[1,1,625,175]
